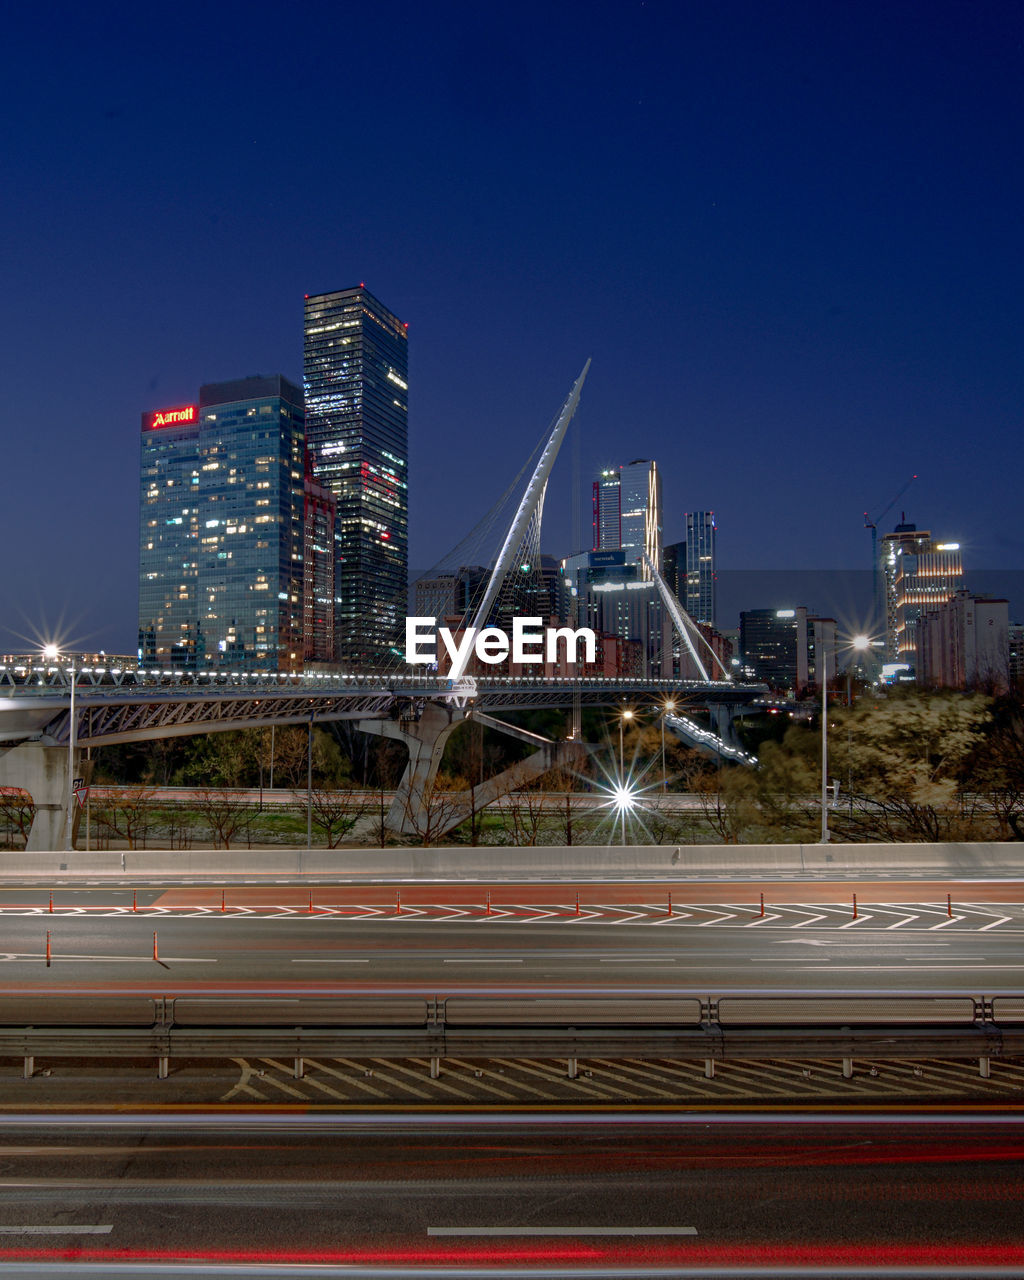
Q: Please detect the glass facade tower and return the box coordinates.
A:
[685,510,716,626]
[139,376,306,672]
[138,404,202,668]
[592,459,661,572]
[303,286,408,668]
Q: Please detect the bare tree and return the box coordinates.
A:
[92,787,158,850]
[191,788,255,849]
[301,786,374,848]
[399,776,468,847]
[0,787,34,849]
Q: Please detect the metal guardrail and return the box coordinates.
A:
[2,992,1023,1080]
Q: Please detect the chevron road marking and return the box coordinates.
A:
[742,912,783,927]
[978,915,1013,930]
[928,915,966,930]
[838,913,874,929]
[696,910,738,926]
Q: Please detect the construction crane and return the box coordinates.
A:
[864,474,917,628]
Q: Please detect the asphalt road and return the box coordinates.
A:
[2,881,1024,992]
[0,1112,1021,1274]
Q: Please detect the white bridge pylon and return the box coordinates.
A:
[447,360,591,683]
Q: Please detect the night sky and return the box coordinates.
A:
[3,1,1021,655]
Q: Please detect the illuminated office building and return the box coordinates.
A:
[684,510,716,625]
[303,459,337,665]
[885,525,964,663]
[303,285,409,668]
[881,522,964,661]
[592,459,661,571]
[139,376,306,672]
[138,403,202,668]
[593,468,622,549]
[739,608,834,693]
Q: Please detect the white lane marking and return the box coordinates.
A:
[428,1226,697,1236]
[792,914,828,928]
[838,914,873,929]
[697,911,737,926]
[929,915,966,930]
[798,964,1024,971]
[743,913,783,927]
[980,916,1012,931]
[0,1226,113,1235]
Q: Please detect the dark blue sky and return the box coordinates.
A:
[3,0,1021,654]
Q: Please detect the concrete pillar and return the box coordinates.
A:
[359,703,464,836]
[0,741,84,851]
[704,1059,715,1079]
[293,1057,304,1080]
[567,1057,578,1079]
[842,1057,854,1079]
[979,1057,991,1078]
[157,1056,169,1079]
[23,1056,34,1079]
[430,1057,441,1079]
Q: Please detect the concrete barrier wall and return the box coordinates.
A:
[0,841,1022,880]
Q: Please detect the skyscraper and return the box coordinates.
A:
[684,510,716,626]
[592,460,661,570]
[880,521,964,661]
[139,376,306,671]
[138,402,201,668]
[303,286,409,668]
[593,468,622,550]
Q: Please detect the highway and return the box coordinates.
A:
[0,1112,1021,1274]
[2,880,1024,991]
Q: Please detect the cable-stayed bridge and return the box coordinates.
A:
[0,364,766,847]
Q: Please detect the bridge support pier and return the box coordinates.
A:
[358,705,585,840]
[709,704,743,757]
[359,703,467,838]
[0,741,87,851]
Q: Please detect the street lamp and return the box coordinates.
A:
[823,633,874,843]
[611,780,639,846]
[618,709,634,774]
[820,653,830,843]
[661,699,676,792]
[43,646,78,852]
[848,634,871,704]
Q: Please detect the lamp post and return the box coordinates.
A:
[820,658,829,844]
[845,635,871,822]
[619,709,634,775]
[661,699,676,792]
[824,633,872,843]
[44,646,78,853]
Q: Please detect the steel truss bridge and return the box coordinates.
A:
[0,667,765,749]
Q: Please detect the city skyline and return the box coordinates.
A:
[3,2,1022,655]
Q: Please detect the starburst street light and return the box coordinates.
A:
[608,778,640,845]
